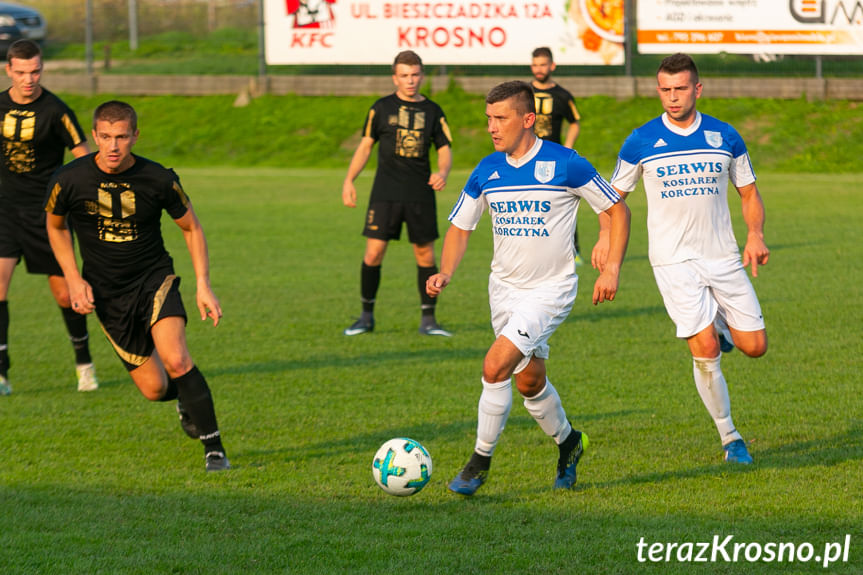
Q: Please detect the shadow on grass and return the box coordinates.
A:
[208,346,491,376]
[238,413,650,463]
[588,423,863,491]
[5,482,859,575]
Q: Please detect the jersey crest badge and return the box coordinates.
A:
[534,161,555,183]
[704,131,723,148]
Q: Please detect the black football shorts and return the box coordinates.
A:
[362,201,439,244]
[0,202,64,275]
[95,270,188,372]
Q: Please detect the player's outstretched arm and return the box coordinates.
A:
[174,205,222,327]
[592,188,629,273]
[428,144,452,191]
[593,199,631,305]
[46,213,94,314]
[737,182,769,277]
[342,137,375,208]
[426,224,472,297]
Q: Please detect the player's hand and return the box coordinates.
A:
[342,181,357,208]
[428,172,447,191]
[592,265,620,305]
[742,232,769,277]
[591,231,610,273]
[197,285,223,327]
[69,278,95,315]
[426,273,451,297]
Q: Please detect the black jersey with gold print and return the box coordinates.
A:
[0,88,86,212]
[45,154,189,296]
[532,84,580,145]
[363,93,451,204]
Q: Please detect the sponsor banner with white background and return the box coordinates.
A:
[265,0,625,65]
[638,0,863,55]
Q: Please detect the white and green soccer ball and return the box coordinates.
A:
[372,437,433,496]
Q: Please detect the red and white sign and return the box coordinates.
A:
[264,0,625,64]
[638,0,863,55]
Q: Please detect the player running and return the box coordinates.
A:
[594,53,769,464]
[45,101,230,472]
[428,81,630,495]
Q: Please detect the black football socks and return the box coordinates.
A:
[0,301,8,377]
[61,306,92,365]
[173,365,225,455]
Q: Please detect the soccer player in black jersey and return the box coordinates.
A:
[0,39,99,395]
[530,47,584,265]
[45,101,230,472]
[342,50,453,337]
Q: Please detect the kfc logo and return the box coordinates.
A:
[286,0,336,28]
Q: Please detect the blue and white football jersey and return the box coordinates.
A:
[449,138,619,289]
[611,112,756,267]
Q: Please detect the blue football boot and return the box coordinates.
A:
[723,438,753,464]
[554,429,588,490]
[448,452,490,496]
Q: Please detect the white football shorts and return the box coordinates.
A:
[652,256,765,339]
[488,273,578,374]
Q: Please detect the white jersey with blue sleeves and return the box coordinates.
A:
[449,138,619,289]
[611,112,756,267]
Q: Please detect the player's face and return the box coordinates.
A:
[392,64,424,101]
[6,56,43,103]
[656,70,702,128]
[530,56,555,84]
[92,119,139,174]
[486,97,535,158]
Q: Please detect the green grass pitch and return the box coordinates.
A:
[0,168,860,574]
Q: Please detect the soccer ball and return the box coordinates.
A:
[372,437,433,496]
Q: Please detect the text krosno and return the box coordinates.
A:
[636,534,851,568]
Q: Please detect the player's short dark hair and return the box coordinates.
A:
[486,81,536,115]
[7,39,41,64]
[532,47,553,61]
[393,50,423,73]
[93,100,138,132]
[658,53,700,84]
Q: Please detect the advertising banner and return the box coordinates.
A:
[637,0,863,55]
[265,0,625,65]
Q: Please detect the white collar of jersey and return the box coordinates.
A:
[661,111,702,137]
[505,136,542,168]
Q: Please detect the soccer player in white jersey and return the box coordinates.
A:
[595,53,769,464]
[426,81,630,495]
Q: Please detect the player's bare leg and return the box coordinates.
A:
[728,327,767,358]
[151,316,229,470]
[126,317,228,470]
[129,354,170,401]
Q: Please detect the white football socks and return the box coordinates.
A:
[523,378,571,444]
[474,378,512,457]
[693,355,742,445]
